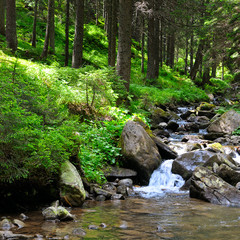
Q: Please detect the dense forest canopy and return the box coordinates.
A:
[0,0,239,193]
[1,0,239,82]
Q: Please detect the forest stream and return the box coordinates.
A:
[1,107,240,240]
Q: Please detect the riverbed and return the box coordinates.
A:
[7,193,240,240]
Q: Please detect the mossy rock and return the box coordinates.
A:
[60,160,86,207]
[207,143,224,153]
[198,102,216,111]
[133,116,153,137]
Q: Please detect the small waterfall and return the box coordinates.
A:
[134,160,185,198]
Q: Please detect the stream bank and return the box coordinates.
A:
[1,102,240,239]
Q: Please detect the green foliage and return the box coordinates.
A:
[0,51,80,183]
[130,66,208,111]
[77,107,150,183]
[205,78,231,93]
[78,122,121,184]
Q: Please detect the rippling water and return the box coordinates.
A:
[8,195,240,240]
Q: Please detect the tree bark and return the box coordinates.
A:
[190,39,205,80]
[146,1,155,80]
[32,0,38,47]
[64,0,70,66]
[190,18,194,71]
[184,30,189,75]
[141,17,145,74]
[116,0,132,92]
[49,0,55,54]
[159,18,163,68]
[41,0,55,58]
[6,0,17,52]
[0,0,6,36]
[96,0,99,25]
[72,0,84,68]
[107,0,117,67]
[147,0,160,79]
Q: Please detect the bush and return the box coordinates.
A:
[205,78,230,93]
[0,52,80,184]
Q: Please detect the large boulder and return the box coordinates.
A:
[171,150,216,180]
[203,153,240,186]
[190,166,240,206]
[121,121,162,185]
[60,160,86,207]
[207,109,240,134]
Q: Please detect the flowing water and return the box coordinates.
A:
[2,107,240,239]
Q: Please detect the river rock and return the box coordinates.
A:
[190,166,240,206]
[103,166,137,180]
[72,228,86,236]
[96,195,106,201]
[42,201,74,221]
[0,231,33,239]
[60,160,86,207]
[102,182,117,192]
[207,109,240,134]
[152,136,178,159]
[117,178,133,188]
[171,150,216,180]
[197,110,216,119]
[166,120,179,131]
[121,121,162,185]
[197,102,216,111]
[0,219,13,230]
[217,164,240,186]
[93,187,112,199]
[203,132,225,141]
[111,193,125,200]
[151,108,172,127]
[13,219,25,228]
[116,185,128,196]
[203,153,239,169]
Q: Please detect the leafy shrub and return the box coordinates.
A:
[205,78,230,93]
[0,52,80,184]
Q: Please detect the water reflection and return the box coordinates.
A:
[8,194,240,240]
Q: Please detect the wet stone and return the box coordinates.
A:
[100,223,107,228]
[117,178,133,188]
[72,228,86,236]
[96,195,106,201]
[88,225,98,230]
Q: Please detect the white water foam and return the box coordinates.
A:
[134,160,185,198]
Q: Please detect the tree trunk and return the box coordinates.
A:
[147,0,160,79]
[49,0,55,54]
[141,17,145,74]
[190,39,205,80]
[202,65,210,86]
[107,0,117,67]
[6,0,17,52]
[116,0,132,92]
[64,0,70,66]
[146,1,155,80]
[32,0,38,47]
[41,0,55,58]
[221,61,224,80]
[72,0,84,68]
[154,9,160,78]
[95,0,99,25]
[0,0,6,36]
[166,31,175,69]
[184,31,189,75]
[190,17,194,72]
[159,18,163,68]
